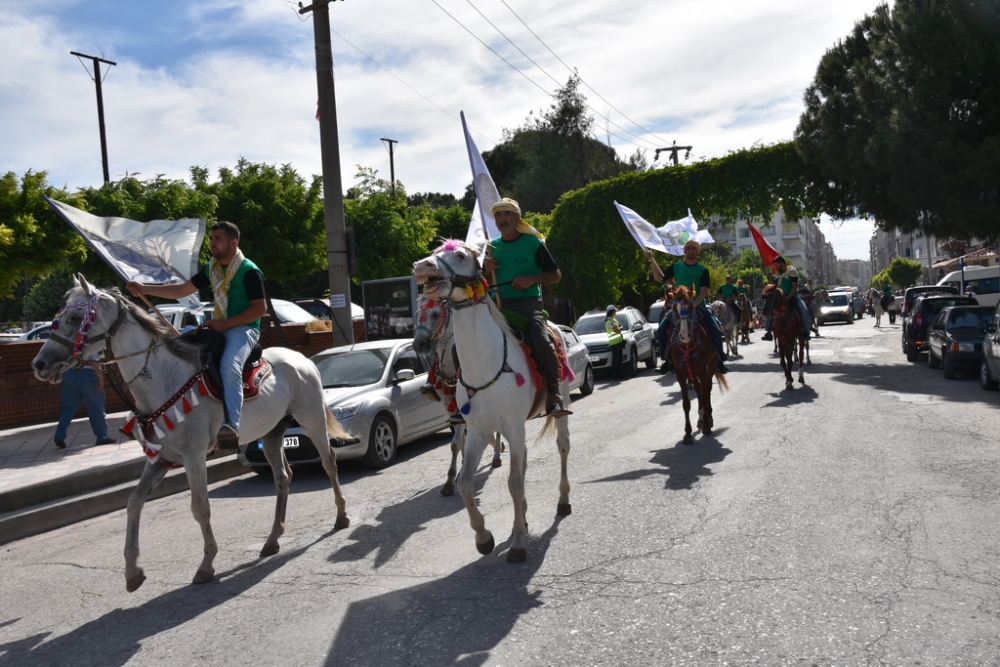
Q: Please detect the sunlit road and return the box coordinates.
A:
[3,313,1000,666]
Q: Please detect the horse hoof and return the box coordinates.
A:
[683,434,694,445]
[335,515,350,530]
[126,571,146,593]
[476,534,496,555]
[507,547,527,563]
[440,484,455,496]
[702,427,712,435]
[491,457,502,469]
[260,542,280,558]
[192,568,215,584]
[557,502,572,516]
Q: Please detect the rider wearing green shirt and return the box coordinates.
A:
[762,256,811,340]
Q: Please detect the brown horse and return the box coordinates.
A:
[737,293,753,343]
[666,286,729,444]
[762,284,810,389]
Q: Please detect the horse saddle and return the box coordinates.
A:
[177,328,271,401]
[497,308,575,414]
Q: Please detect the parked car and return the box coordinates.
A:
[556,325,595,396]
[572,306,656,377]
[851,292,867,319]
[155,298,317,331]
[14,323,53,341]
[901,294,979,361]
[238,339,450,472]
[293,298,365,321]
[901,285,960,318]
[927,306,992,379]
[980,301,1000,390]
[817,292,854,325]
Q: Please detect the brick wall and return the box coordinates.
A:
[0,318,367,429]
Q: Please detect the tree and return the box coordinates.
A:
[796,0,1000,239]
[23,268,78,321]
[483,75,640,215]
[0,171,87,299]
[887,257,924,288]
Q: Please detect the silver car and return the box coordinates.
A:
[238,339,450,471]
[572,307,656,376]
[556,325,595,396]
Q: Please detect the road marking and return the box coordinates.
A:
[880,391,942,405]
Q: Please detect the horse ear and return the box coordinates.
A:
[75,273,94,294]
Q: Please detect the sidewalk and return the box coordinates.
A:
[0,411,250,545]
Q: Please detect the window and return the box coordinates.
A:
[738,228,750,238]
[761,226,775,236]
[392,348,425,376]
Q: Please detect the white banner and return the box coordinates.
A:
[614,201,713,255]
[46,196,205,285]
[461,112,500,249]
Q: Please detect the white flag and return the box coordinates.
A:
[461,111,500,249]
[614,202,714,256]
[45,196,206,287]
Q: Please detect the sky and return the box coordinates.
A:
[0,0,883,260]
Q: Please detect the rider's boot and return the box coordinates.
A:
[761,331,773,341]
[544,386,573,418]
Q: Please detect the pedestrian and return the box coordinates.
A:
[126,220,266,451]
[482,197,571,417]
[53,355,116,449]
[605,305,625,380]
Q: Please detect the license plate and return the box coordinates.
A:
[959,343,974,352]
[588,355,599,363]
[282,436,300,449]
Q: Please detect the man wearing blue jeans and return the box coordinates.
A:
[53,363,116,449]
[127,221,266,452]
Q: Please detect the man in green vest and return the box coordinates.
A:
[482,197,571,418]
[646,241,730,373]
[605,305,625,380]
[716,274,742,330]
[127,221,266,451]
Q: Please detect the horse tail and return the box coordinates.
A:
[325,405,352,440]
[715,373,729,392]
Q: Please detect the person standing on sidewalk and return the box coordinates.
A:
[53,356,116,449]
[126,221,266,452]
[605,305,625,380]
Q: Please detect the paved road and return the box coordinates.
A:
[3,316,999,666]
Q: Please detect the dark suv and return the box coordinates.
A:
[901,285,960,318]
[902,294,978,361]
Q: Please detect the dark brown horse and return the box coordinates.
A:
[737,293,753,343]
[762,284,810,389]
[666,286,729,444]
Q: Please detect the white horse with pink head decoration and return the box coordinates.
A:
[413,240,572,563]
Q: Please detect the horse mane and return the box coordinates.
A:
[762,283,785,297]
[674,285,692,302]
[107,288,203,367]
[433,238,480,259]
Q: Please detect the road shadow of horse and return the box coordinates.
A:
[0,530,341,666]
[587,430,732,491]
[323,517,565,666]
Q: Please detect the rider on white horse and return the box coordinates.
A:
[716,275,743,325]
[482,197,571,418]
[646,242,730,374]
[127,221,264,451]
[761,256,811,341]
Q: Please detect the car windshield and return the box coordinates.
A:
[574,313,626,335]
[828,294,850,306]
[313,349,390,387]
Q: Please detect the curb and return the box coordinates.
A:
[0,456,251,546]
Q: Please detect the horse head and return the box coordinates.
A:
[31,274,127,384]
[671,285,696,343]
[413,240,484,305]
[413,294,450,355]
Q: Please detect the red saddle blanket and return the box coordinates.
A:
[202,359,273,402]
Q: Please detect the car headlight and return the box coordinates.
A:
[330,403,361,420]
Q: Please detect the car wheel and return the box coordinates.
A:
[579,363,595,396]
[644,346,656,369]
[905,339,920,362]
[980,359,998,390]
[625,346,639,377]
[362,413,397,469]
[928,348,941,369]
[942,354,957,380]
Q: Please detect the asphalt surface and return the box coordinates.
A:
[0,410,250,545]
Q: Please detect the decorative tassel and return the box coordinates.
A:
[153,422,166,439]
[123,417,135,435]
[135,427,146,446]
[189,388,200,407]
[162,414,174,431]
[182,396,192,413]
[198,378,208,396]
[173,405,185,424]
[460,402,471,415]
[515,372,525,387]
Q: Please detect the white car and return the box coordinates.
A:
[556,325,595,396]
[238,339,450,471]
[572,307,656,377]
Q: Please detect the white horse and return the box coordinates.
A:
[709,300,739,357]
[867,287,885,327]
[31,275,351,592]
[414,293,505,496]
[413,240,571,563]
[807,289,829,335]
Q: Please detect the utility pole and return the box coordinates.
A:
[70,51,116,184]
[653,140,692,167]
[299,0,353,345]
[380,137,398,196]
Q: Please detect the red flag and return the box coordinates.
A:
[748,222,780,270]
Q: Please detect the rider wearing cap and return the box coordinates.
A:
[645,241,730,373]
[716,274,742,328]
[762,255,811,341]
[605,305,625,380]
[482,197,571,418]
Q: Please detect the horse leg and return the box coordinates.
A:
[504,423,529,563]
[185,460,219,585]
[319,408,350,530]
[455,428,494,556]
[798,339,807,383]
[491,431,504,468]
[441,424,464,496]
[680,376,694,445]
[259,423,293,557]
[700,374,713,435]
[124,461,170,592]
[554,383,572,516]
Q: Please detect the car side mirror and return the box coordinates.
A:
[632,322,644,332]
[393,369,416,383]
[989,324,997,334]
